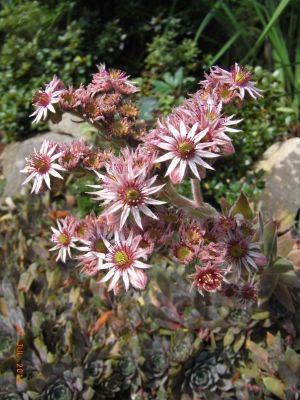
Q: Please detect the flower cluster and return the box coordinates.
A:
[30,64,140,138]
[22,63,265,299]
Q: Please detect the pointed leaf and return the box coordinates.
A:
[263,377,287,400]
[272,257,294,273]
[273,283,295,313]
[284,347,300,375]
[277,231,295,257]
[233,333,246,353]
[278,271,300,289]
[220,197,231,214]
[263,220,278,262]
[156,271,171,299]
[258,272,279,305]
[230,192,253,220]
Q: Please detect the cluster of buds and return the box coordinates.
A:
[22,63,265,301]
[31,64,140,138]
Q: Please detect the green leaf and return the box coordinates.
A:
[273,283,295,312]
[258,272,279,305]
[272,256,294,273]
[263,377,287,400]
[233,333,246,353]
[223,329,235,347]
[248,0,291,57]
[137,97,158,121]
[46,267,61,289]
[284,347,300,374]
[278,271,300,289]
[263,220,278,262]
[152,80,172,94]
[230,192,253,220]
[156,271,171,299]
[174,67,184,87]
[252,311,270,320]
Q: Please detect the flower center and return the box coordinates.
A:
[114,250,130,267]
[123,187,142,206]
[177,246,191,261]
[33,91,51,107]
[178,142,194,159]
[187,230,201,245]
[94,239,106,253]
[33,155,51,174]
[197,269,222,291]
[233,68,251,85]
[230,244,244,258]
[58,233,71,246]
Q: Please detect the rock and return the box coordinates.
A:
[0,132,77,200]
[256,138,300,220]
[49,112,92,139]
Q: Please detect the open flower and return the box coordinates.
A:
[154,121,219,183]
[89,165,165,230]
[50,217,78,262]
[224,236,266,277]
[190,264,226,295]
[30,76,64,123]
[21,140,66,194]
[99,231,151,291]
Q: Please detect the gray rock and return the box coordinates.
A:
[0,132,76,200]
[256,138,300,219]
[49,112,91,139]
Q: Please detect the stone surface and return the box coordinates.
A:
[0,132,76,200]
[49,112,89,138]
[256,138,300,219]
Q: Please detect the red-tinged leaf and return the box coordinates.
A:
[277,231,295,257]
[266,332,283,356]
[273,283,295,313]
[89,311,112,335]
[246,340,270,371]
[288,249,300,268]
[220,197,231,214]
[47,210,70,221]
[230,192,253,220]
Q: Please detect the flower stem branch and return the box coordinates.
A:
[191,179,203,207]
[164,182,196,208]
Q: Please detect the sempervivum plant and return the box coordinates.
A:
[20,61,298,309]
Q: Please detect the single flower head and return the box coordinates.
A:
[99,231,151,292]
[172,241,197,265]
[49,217,78,262]
[89,163,165,230]
[189,264,226,295]
[21,140,66,194]
[225,236,266,277]
[154,121,219,183]
[30,76,64,123]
